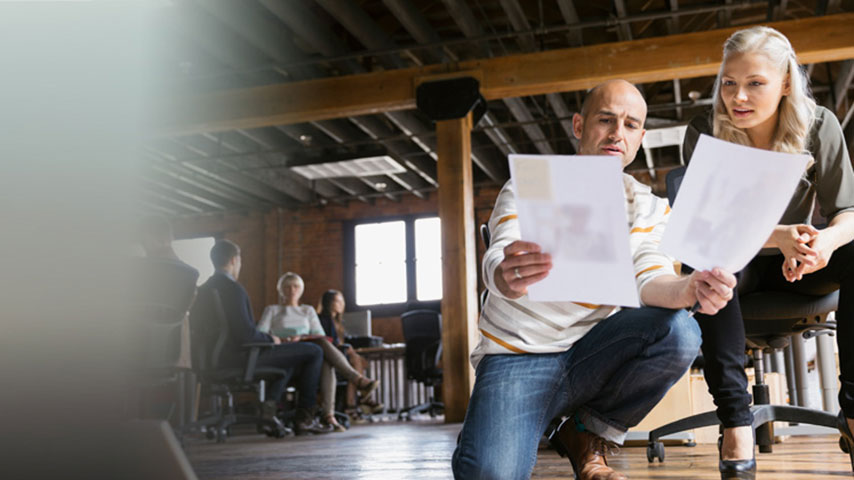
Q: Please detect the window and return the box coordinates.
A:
[172,236,215,285]
[346,215,442,315]
[414,217,442,301]
[354,221,407,305]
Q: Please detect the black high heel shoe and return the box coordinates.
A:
[837,411,854,471]
[718,429,756,480]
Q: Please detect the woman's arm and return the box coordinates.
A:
[786,108,854,280]
[797,211,854,278]
[307,307,326,336]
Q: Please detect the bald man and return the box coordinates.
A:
[452,80,737,480]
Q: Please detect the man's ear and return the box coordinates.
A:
[572,113,583,140]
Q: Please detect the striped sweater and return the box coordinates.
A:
[472,174,677,368]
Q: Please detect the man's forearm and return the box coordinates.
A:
[640,274,695,309]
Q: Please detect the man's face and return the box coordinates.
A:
[232,254,242,280]
[572,82,647,168]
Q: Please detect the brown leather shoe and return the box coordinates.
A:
[557,424,627,480]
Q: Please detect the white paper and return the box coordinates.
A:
[660,134,810,272]
[509,154,640,307]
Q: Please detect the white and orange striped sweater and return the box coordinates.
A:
[472,174,677,369]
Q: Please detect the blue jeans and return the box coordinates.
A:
[451,307,700,480]
[256,341,324,410]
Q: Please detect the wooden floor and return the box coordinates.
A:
[185,417,854,479]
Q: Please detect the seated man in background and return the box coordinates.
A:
[137,217,199,356]
[139,215,190,265]
[452,80,737,480]
[197,239,331,435]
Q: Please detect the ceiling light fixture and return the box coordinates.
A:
[291,155,406,180]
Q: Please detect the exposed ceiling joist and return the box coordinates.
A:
[260,0,501,183]
[347,115,439,187]
[545,93,577,150]
[144,147,277,209]
[835,60,854,111]
[498,0,561,155]
[151,13,854,135]
[139,177,220,212]
[141,168,245,211]
[158,138,300,207]
[502,97,554,155]
[556,0,582,46]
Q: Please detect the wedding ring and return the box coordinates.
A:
[514,267,522,280]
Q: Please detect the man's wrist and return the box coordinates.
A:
[678,276,696,309]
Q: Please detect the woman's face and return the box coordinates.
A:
[332,293,346,315]
[281,280,303,303]
[719,51,789,139]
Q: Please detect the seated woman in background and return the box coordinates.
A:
[259,272,379,432]
[317,289,384,415]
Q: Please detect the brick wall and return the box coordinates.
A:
[172,184,502,343]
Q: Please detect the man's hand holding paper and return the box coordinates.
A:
[494,240,552,299]
[509,154,641,307]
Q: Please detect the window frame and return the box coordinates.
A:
[343,213,442,318]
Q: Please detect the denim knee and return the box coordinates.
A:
[658,309,702,365]
[452,448,528,480]
[452,436,534,480]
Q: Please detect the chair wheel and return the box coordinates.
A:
[646,441,665,463]
[205,428,216,440]
[215,428,227,443]
[841,436,850,454]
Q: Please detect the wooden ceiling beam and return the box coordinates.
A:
[151,13,854,136]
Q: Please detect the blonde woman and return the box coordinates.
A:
[683,26,854,478]
[259,273,379,432]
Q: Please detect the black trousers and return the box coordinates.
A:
[696,239,854,427]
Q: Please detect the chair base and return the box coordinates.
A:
[647,404,838,462]
[398,400,444,420]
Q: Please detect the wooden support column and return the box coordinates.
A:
[437,112,479,423]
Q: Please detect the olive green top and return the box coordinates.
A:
[683,106,854,241]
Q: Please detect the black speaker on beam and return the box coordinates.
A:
[416,76,487,125]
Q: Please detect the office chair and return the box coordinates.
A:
[398,309,444,420]
[186,286,291,442]
[479,224,491,308]
[647,166,841,462]
[129,257,198,428]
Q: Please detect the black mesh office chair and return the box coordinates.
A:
[187,286,291,442]
[647,166,841,462]
[398,309,444,420]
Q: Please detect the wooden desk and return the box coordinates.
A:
[357,344,432,415]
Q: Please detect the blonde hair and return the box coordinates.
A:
[712,26,816,154]
[276,272,304,300]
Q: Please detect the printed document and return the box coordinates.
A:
[660,134,810,272]
[509,154,639,307]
